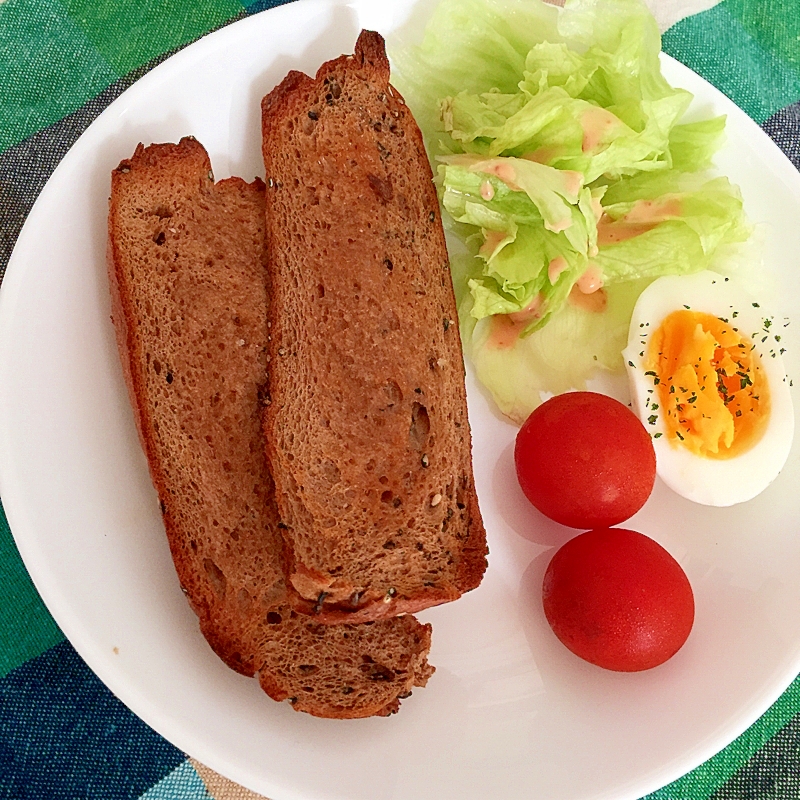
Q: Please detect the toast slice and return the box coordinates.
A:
[107,137,433,718]
[261,31,488,623]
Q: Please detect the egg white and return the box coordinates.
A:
[623,270,794,507]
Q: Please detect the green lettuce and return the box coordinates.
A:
[392,0,751,418]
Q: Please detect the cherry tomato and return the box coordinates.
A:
[542,528,694,671]
[514,391,656,529]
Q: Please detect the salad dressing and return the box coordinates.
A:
[488,294,545,349]
[480,181,495,201]
[625,197,682,224]
[568,285,608,313]
[581,106,621,153]
[481,160,521,192]
[597,198,683,246]
[522,146,562,165]
[562,170,584,199]
[480,229,507,258]
[548,256,569,284]
[577,264,603,294]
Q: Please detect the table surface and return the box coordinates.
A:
[1,0,799,798]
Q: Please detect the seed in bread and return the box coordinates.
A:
[261,31,488,623]
[107,137,434,717]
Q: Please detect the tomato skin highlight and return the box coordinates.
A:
[542,528,695,672]
[514,391,656,529]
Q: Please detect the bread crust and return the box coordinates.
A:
[261,31,488,623]
[108,137,434,717]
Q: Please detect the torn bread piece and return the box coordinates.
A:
[108,137,433,717]
[261,31,488,623]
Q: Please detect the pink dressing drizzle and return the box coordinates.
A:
[597,197,683,246]
[547,216,573,234]
[480,181,495,201]
[568,264,606,313]
[482,160,521,192]
[487,294,545,349]
[623,197,682,224]
[522,146,562,165]
[568,285,608,313]
[548,256,569,285]
[581,107,620,153]
[562,170,584,199]
[508,294,544,324]
[479,229,507,258]
[487,316,523,350]
[577,263,603,294]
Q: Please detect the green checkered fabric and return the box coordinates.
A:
[0,1,799,798]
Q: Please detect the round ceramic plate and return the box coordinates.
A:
[1,1,799,798]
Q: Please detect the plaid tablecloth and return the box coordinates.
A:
[1,0,799,798]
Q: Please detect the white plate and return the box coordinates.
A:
[1,1,799,799]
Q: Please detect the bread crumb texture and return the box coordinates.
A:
[261,31,488,622]
[108,136,433,718]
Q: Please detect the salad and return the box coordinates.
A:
[392,0,752,424]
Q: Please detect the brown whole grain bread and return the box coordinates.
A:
[107,136,433,718]
[261,31,488,623]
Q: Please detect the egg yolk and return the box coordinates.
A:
[646,310,770,459]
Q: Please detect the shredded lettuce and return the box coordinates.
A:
[392,0,751,420]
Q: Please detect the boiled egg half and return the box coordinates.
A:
[623,270,794,506]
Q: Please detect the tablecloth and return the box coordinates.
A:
[1,0,799,797]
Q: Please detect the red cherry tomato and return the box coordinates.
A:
[542,528,694,671]
[514,391,656,529]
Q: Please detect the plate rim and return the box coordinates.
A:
[1,2,800,799]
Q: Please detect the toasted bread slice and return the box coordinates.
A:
[108,137,433,718]
[261,31,488,623]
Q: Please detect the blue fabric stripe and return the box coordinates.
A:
[0,640,184,800]
[138,761,211,800]
[762,101,800,171]
[245,0,294,14]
